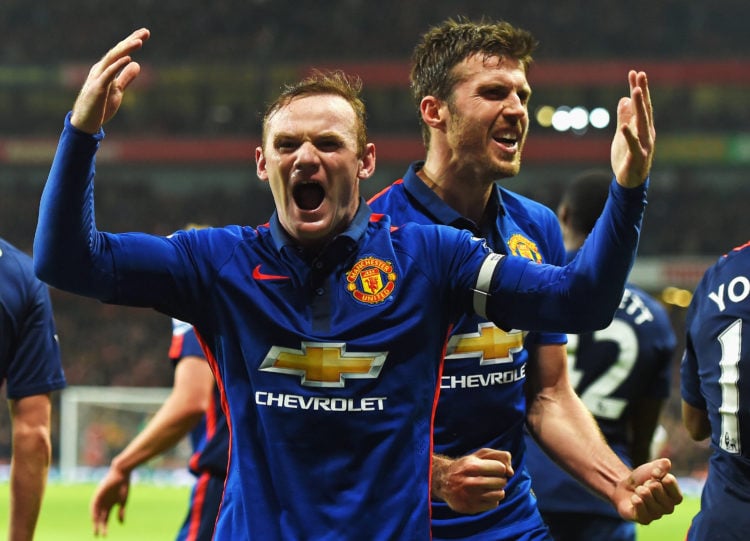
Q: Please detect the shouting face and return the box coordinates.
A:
[256,93,376,251]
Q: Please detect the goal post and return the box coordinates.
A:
[59,385,192,482]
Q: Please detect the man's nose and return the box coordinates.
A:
[503,94,525,117]
[295,141,321,168]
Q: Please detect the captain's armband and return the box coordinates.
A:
[472,253,504,318]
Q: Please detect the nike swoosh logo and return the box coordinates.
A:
[253,264,290,281]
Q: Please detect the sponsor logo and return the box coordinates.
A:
[442,323,526,389]
[507,233,542,263]
[253,264,290,281]
[345,257,397,304]
[255,392,386,411]
[260,342,388,388]
[441,365,526,389]
[446,322,524,365]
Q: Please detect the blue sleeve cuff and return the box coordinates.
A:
[63,111,106,141]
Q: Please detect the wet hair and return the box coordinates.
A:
[261,70,368,156]
[410,16,538,146]
[560,169,613,235]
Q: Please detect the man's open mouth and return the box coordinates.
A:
[293,182,325,210]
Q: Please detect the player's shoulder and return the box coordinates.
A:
[498,186,557,220]
[0,238,37,287]
[368,178,406,203]
[698,240,750,289]
[721,240,750,269]
[171,224,267,249]
[0,237,32,269]
[368,217,475,258]
[387,219,469,242]
[367,178,411,218]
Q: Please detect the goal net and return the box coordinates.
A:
[58,385,194,483]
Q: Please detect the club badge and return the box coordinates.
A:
[346,257,397,304]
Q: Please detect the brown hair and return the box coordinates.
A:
[410,17,538,146]
[262,70,368,156]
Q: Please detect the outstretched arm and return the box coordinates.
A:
[479,177,645,333]
[34,29,192,309]
[477,71,655,334]
[526,344,682,525]
[90,356,213,536]
[34,29,150,294]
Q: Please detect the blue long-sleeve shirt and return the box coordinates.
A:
[34,115,646,540]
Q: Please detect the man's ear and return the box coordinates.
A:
[357,142,377,180]
[255,146,268,181]
[419,95,446,130]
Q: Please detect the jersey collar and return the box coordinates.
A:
[402,161,505,235]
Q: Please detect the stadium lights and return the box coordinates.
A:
[660,286,693,308]
[535,105,611,134]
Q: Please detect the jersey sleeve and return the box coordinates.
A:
[34,116,218,321]
[483,180,647,333]
[1,245,66,399]
[680,281,708,410]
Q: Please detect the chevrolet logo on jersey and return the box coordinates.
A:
[260,342,388,387]
[445,322,524,365]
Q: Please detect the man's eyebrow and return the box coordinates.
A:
[271,132,298,144]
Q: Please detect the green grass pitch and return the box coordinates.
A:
[0,482,191,540]
[0,482,699,540]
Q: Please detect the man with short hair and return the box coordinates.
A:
[368,17,679,540]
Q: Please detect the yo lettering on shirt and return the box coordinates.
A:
[707,273,750,312]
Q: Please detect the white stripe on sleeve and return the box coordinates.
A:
[472,253,504,318]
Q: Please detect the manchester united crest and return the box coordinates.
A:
[507,233,543,263]
[346,257,397,304]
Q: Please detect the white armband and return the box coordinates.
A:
[472,253,504,318]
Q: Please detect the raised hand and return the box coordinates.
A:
[71,28,150,134]
[611,70,655,188]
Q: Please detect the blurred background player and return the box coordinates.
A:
[0,236,66,541]
[681,240,750,541]
[90,317,228,540]
[524,170,677,541]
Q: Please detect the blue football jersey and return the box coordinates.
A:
[0,237,66,399]
[34,119,645,540]
[681,241,750,541]
[170,319,229,478]
[369,162,568,538]
[525,280,676,519]
[171,319,229,541]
